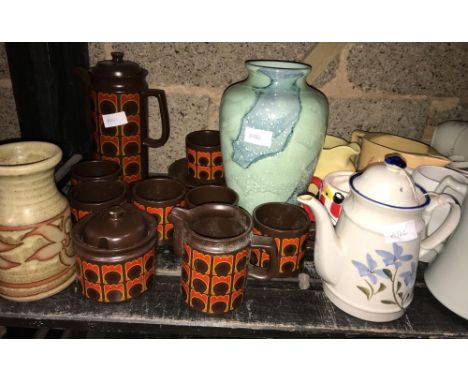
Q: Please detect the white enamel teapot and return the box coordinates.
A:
[298,155,461,322]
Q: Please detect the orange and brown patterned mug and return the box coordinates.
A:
[186,130,224,184]
[70,160,121,186]
[169,203,279,314]
[252,202,313,278]
[131,177,186,247]
[68,179,128,223]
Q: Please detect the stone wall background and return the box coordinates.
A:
[1,43,468,173]
[0,43,20,141]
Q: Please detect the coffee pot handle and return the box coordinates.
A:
[248,235,279,280]
[142,89,171,148]
[420,193,461,261]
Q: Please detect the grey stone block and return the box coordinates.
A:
[88,42,107,66]
[0,43,10,78]
[347,43,468,97]
[328,98,430,141]
[0,86,20,141]
[148,93,210,173]
[312,55,339,89]
[111,43,315,87]
[428,100,468,128]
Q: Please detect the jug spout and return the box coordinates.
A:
[297,194,344,285]
[168,207,191,258]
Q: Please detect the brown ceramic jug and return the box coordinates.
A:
[169,204,279,314]
[74,51,170,183]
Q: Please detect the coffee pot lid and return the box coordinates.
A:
[90,51,147,79]
[81,204,153,250]
[351,155,429,208]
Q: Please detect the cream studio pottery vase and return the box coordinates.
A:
[219,60,328,213]
[0,142,75,301]
[298,156,461,322]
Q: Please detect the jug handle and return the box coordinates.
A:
[435,175,468,205]
[167,207,191,258]
[248,235,279,280]
[351,129,366,145]
[142,89,171,148]
[420,193,461,261]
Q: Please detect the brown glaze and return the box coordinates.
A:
[186,130,224,183]
[168,158,226,188]
[184,185,238,209]
[70,160,121,185]
[252,202,313,278]
[68,180,128,223]
[72,204,157,303]
[131,177,186,247]
[169,203,279,314]
[74,51,170,183]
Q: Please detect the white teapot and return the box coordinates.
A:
[298,155,461,322]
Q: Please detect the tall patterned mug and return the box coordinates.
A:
[131,177,186,247]
[169,203,279,314]
[186,130,224,184]
[252,202,313,277]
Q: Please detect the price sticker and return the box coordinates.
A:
[244,127,273,148]
[102,111,128,128]
[384,220,417,243]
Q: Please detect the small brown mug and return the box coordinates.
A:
[184,185,238,209]
[131,177,186,246]
[252,202,313,278]
[68,180,128,222]
[169,203,279,314]
[70,160,121,186]
[186,130,224,183]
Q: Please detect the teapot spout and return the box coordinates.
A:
[297,194,344,285]
[168,207,191,258]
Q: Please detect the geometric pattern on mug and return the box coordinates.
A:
[76,248,155,303]
[70,207,90,223]
[132,201,176,242]
[186,148,224,181]
[251,228,307,274]
[181,242,248,314]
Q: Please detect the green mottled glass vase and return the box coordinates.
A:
[219,60,329,213]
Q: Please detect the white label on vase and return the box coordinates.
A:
[102,111,128,128]
[244,127,273,147]
[384,220,417,243]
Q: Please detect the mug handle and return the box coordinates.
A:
[248,235,279,280]
[351,129,366,145]
[142,88,171,148]
[420,193,461,261]
[434,175,468,204]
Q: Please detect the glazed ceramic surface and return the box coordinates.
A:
[68,179,128,222]
[313,135,360,180]
[169,203,279,314]
[70,160,121,185]
[0,141,75,301]
[219,60,328,213]
[251,202,312,278]
[425,198,468,319]
[318,171,353,225]
[411,165,468,262]
[431,120,468,162]
[186,130,224,184]
[75,51,170,183]
[131,177,186,247]
[72,204,157,303]
[184,185,238,209]
[298,156,461,322]
[351,130,450,170]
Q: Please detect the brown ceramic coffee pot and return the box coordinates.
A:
[75,51,170,183]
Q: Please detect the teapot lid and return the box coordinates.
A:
[81,204,154,250]
[350,155,429,209]
[90,52,147,79]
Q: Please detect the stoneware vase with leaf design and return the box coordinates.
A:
[219,60,328,213]
[0,141,75,301]
[298,155,461,322]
